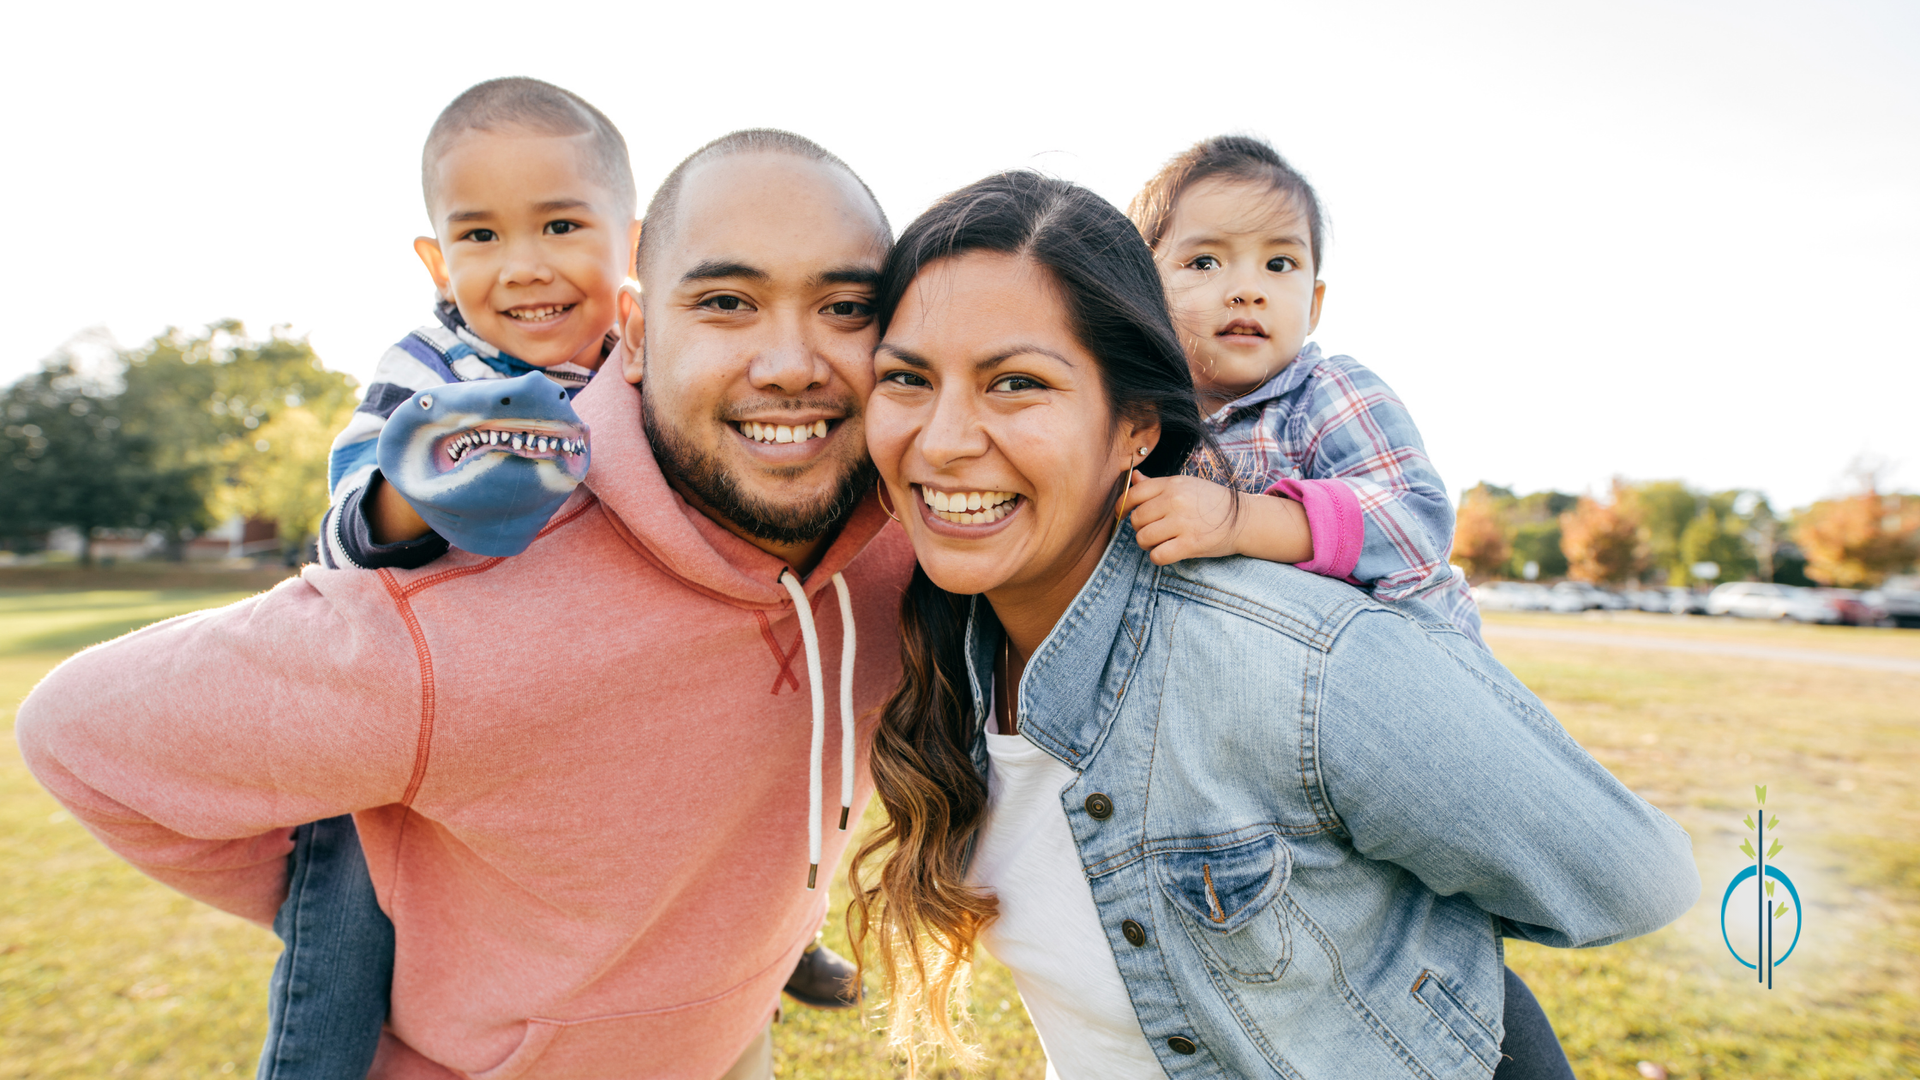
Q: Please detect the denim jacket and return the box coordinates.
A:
[959,525,1699,1079]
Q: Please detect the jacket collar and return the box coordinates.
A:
[962,521,1163,771]
[1203,340,1325,427]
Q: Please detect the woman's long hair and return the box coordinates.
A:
[849,171,1215,1066]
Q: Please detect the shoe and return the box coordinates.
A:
[782,942,862,1009]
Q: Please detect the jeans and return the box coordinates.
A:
[258,815,394,1080]
[1494,967,1575,1080]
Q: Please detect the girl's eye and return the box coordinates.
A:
[991,375,1042,392]
[462,228,498,243]
[1267,256,1298,273]
[545,221,580,235]
[1187,255,1220,272]
[822,300,873,318]
[880,370,929,388]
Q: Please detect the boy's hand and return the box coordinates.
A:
[1123,472,1313,566]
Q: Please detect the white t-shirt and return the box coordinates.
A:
[970,704,1165,1079]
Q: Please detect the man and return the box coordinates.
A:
[16,130,911,1080]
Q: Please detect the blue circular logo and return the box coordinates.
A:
[1719,864,1802,969]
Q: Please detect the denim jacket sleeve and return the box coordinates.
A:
[1294,361,1457,599]
[1315,607,1700,948]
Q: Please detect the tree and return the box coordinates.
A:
[1793,487,1920,587]
[0,351,203,562]
[217,406,340,558]
[1560,479,1647,585]
[1634,480,1701,583]
[1452,486,1511,581]
[1677,492,1758,585]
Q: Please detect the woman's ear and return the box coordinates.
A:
[413,237,451,300]
[1122,414,1163,466]
[619,282,646,385]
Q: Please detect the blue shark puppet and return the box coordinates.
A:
[376,371,591,557]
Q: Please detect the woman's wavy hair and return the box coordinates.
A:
[848,171,1218,1066]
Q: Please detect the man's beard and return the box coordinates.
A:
[643,388,878,547]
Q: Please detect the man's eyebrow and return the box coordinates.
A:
[813,266,882,288]
[680,260,770,285]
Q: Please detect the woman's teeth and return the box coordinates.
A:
[922,488,1019,525]
[504,304,573,321]
[738,420,831,444]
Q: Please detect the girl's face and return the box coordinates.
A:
[1155,177,1326,409]
[868,251,1156,606]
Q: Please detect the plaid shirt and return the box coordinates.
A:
[1195,343,1485,646]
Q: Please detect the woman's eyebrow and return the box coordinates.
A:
[978,346,1072,371]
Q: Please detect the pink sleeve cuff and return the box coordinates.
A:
[1265,478,1363,581]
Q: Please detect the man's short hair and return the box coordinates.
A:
[636,129,890,279]
[422,77,637,219]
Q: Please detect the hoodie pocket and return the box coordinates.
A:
[1154,832,1292,983]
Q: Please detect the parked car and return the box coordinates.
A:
[1549,581,1627,612]
[1627,588,1677,613]
[1707,582,1842,623]
[1812,588,1888,627]
[1663,586,1711,615]
[1877,575,1920,629]
[1472,580,1554,611]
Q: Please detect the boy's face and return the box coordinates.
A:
[1155,177,1326,409]
[416,128,639,370]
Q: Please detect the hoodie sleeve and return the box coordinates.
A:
[14,571,424,926]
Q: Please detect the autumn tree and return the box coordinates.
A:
[1793,487,1920,587]
[1677,491,1759,584]
[1452,485,1511,581]
[1559,478,1647,585]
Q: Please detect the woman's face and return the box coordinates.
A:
[869,251,1156,604]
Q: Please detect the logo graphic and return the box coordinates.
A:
[1719,785,1801,987]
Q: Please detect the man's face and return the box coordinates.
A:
[624,152,888,545]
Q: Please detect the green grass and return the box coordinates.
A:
[3,594,1916,1078]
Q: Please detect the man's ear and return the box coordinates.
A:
[1307,279,1326,335]
[413,237,451,300]
[619,282,646,385]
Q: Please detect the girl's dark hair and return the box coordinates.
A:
[1128,134,1327,275]
[850,171,1219,1064]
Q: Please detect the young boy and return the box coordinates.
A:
[268,79,858,1080]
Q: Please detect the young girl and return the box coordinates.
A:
[1121,135,1485,646]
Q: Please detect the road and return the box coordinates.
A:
[1480,623,1920,675]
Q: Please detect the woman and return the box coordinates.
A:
[849,172,1699,1079]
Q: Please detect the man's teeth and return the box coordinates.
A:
[504,304,572,321]
[921,488,1019,525]
[738,420,831,444]
[445,429,585,462]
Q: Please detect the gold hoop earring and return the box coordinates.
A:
[876,484,903,524]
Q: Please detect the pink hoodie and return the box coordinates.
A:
[15,351,914,1079]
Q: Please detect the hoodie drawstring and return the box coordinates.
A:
[778,570,857,890]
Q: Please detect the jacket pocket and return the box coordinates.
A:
[1154,831,1292,983]
[1411,968,1499,1073]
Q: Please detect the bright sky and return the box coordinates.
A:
[7,0,1914,510]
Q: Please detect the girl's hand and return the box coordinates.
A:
[1123,473,1314,566]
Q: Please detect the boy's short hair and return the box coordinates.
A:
[1128,134,1327,275]
[635,129,890,280]
[423,77,636,219]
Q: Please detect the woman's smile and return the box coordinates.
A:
[914,484,1025,531]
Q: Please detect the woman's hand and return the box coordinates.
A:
[1125,472,1314,566]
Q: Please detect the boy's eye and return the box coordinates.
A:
[1186,254,1220,271]
[545,221,580,235]
[821,300,873,318]
[991,374,1042,392]
[1267,256,1298,273]
[462,228,498,243]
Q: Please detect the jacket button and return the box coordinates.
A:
[1167,1035,1197,1055]
[1121,919,1146,947]
[1085,793,1113,819]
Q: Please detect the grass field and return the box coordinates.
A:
[3,584,1917,1078]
